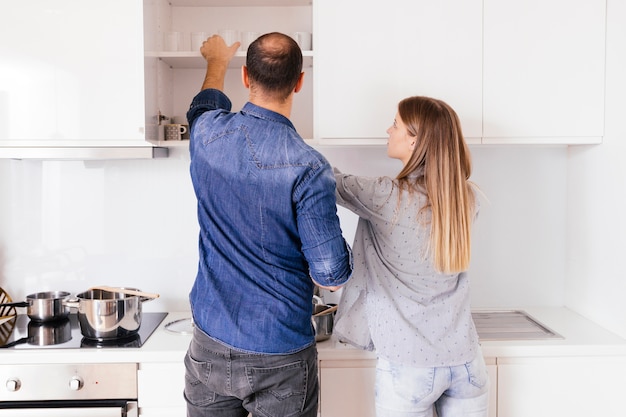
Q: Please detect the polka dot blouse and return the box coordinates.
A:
[333,169,480,367]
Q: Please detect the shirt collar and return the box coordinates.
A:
[241,102,296,131]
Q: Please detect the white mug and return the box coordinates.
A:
[163,31,182,52]
[240,31,260,51]
[164,124,188,141]
[218,29,240,46]
[190,32,207,51]
[293,32,312,51]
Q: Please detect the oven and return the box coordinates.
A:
[0,363,137,416]
[0,312,167,415]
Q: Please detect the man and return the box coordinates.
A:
[184,32,353,417]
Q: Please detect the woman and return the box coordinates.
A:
[334,96,489,417]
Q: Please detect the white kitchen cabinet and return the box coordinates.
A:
[485,357,497,417]
[0,0,609,155]
[497,356,626,416]
[314,0,483,144]
[141,358,378,417]
[319,357,497,417]
[319,359,376,417]
[154,0,608,147]
[483,0,606,144]
[0,0,148,148]
[138,362,186,417]
[145,0,314,143]
[315,0,606,145]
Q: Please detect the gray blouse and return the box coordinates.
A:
[333,169,480,367]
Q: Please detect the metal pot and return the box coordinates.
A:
[312,303,336,342]
[70,288,155,340]
[0,291,71,322]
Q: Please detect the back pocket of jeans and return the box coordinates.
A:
[465,355,489,389]
[246,360,307,417]
[378,360,435,404]
[184,353,216,406]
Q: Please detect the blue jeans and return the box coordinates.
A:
[184,327,319,417]
[375,351,490,417]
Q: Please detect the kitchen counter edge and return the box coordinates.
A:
[1,307,625,365]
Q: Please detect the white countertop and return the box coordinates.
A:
[316,306,626,361]
[1,307,625,365]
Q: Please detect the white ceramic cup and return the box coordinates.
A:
[218,29,239,46]
[240,31,260,51]
[190,32,207,51]
[163,31,182,52]
[164,124,188,141]
[293,32,312,50]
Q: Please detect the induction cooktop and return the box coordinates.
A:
[0,312,167,349]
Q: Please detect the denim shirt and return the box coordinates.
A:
[187,88,352,354]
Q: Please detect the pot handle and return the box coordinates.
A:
[313,304,338,317]
[88,286,160,300]
[0,302,29,308]
[63,298,80,310]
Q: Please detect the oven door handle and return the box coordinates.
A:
[0,401,137,417]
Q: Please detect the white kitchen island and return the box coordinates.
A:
[1,307,625,417]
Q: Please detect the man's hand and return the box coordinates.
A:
[200,35,240,65]
[311,278,342,292]
[200,35,241,91]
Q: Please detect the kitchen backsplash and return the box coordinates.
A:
[0,145,568,312]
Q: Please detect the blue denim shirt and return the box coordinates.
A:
[187,88,352,354]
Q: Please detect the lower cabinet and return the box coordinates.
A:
[319,358,497,417]
[137,355,626,417]
[137,359,377,417]
[319,359,377,417]
[485,358,498,417]
[496,356,626,417]
[138,362,186,417]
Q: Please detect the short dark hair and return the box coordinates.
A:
[246,32,303,101]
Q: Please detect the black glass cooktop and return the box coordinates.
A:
[0,312,167,349]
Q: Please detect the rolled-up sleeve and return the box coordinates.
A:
[297,165,353,287]
[186,88,233,129]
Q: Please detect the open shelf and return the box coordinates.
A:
[147,50,313,69]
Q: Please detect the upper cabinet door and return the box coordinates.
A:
[483,0,606,144]
[0,0,146,145]
[314,0,483,142]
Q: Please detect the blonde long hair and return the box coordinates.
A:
[395,96,476,274]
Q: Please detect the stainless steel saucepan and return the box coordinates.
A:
[0,291,71,322]
[312,296,337,342]
[66,287,159,340]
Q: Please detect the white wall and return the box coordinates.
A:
[0,142,568,313]
[566,0,626,338]
[0,148,199,312]
[321,145,569,308]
